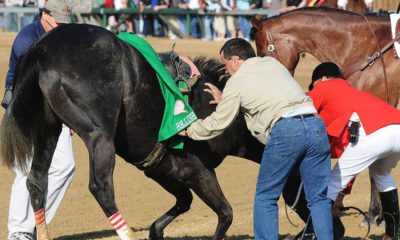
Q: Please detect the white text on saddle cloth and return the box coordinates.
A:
[390,14,400,57]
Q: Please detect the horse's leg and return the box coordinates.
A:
[188,168,233,240]
[26,121,62,240]
[366,168,383,225]
[145,173,193,240]
[84,133,138,240]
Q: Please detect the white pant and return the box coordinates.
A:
[390,14,400,58]
[8,125,75,239]
[327,123,400,201]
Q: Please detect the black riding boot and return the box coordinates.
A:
[380,189,400,239]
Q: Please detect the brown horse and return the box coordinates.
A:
[251,6,400,231]
[251,7,399,106]
[306,0,368,13]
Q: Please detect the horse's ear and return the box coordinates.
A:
[250,15,263,32]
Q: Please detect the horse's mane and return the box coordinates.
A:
[192,56,228,89]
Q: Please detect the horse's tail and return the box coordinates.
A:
[0,47,44,172]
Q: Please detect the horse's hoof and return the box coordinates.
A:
[149,222,164,240]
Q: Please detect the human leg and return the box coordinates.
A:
[203,15,215,40]
[370,143,400,238]
[8,163,35,239]
[42,125,75,223]
[282,165,318,239]
[177,15,188,38]
[238,16,250,39]
[153,16,164,37]
[380,189,400,239]
[253,118,309,239]
[8,126,74,240]
[327,124,398,201]
[213,16,226,40]
[299,117,333,240]
[190,16,201,39]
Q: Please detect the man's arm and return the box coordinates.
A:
[2,31,36,108]
[186,83,241,140]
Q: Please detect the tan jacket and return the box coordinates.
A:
[186,57,315,144]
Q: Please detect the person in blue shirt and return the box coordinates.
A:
[2,1,76,240]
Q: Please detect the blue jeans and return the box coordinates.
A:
[238,16,251,39]
[254,116,333,240]
[153,15,164,37]
[203,15,214,40]
[177,15,187,37]
[190,16,202,39]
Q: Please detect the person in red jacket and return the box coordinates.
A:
[308,62,400,240]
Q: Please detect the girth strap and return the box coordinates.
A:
[133,142,168,170]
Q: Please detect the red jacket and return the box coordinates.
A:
[308,78,400,158]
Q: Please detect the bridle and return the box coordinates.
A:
[265,28,281,62]
[164,51,200,95]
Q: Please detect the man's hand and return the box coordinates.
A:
[178,130,187,136]
[203,83,222,104]
[1,86,13,109]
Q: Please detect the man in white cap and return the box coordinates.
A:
[2,1,75,240]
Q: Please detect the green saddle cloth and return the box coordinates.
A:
[118,32,197,149]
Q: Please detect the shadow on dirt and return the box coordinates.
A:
[53,227,254,240]
[53,229,381,240]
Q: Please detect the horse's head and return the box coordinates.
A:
[250,12,310,75]
[160,51,263,162]
[159,51,228,118]
[250,16,269,58]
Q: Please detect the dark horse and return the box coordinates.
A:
[251,6,400,229]
[0,23,269,240]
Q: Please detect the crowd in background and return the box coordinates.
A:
[97,0,274,41]
[0,0,375,40]
[1,0,278,40]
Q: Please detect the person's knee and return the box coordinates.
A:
[371,171,396,192]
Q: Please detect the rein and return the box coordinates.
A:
[266,28,281,61]
[342,36,400,79]
[342,14,397,102]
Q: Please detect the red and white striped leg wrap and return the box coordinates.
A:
[34,209,50,240]
[109,212,137,240]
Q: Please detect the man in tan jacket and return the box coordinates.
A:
[181,38,333,240]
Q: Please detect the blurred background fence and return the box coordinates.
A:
[0,0,398,38]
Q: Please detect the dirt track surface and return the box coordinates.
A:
[0,32,394,239]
